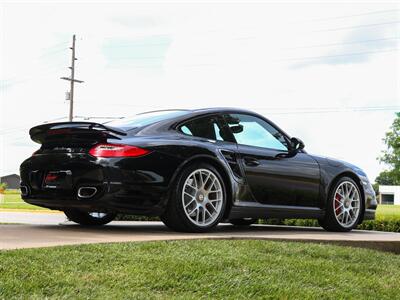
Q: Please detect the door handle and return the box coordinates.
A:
[243,157,260,167]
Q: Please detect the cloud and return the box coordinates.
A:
[0,79,25,91]
[111,15,166,29]
[289,15,399,68]
[101,35,172,68]
[0,2,399,180]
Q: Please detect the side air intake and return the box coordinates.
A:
[220,150,243,179]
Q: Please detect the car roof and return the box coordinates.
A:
[127,106,293,142]
[139,107,256,116]
[132,107,268,132]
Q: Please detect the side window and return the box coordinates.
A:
[225,114,289,151]
[179,116,228,142]
[180,125,192,135]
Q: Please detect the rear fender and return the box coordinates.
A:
[164,154,236,218]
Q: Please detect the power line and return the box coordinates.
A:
[1,66,68,91]
[44,40,70,49]
[295,9,400,23]
[1,106,398,137]
[38,47,69,59]
[103,41,171,49]
[108,56,165,60]
[283,37,399,50]
[169,47,397,68]
[89,103,400,112]
[257,106,400,115]
[74,116,124,120]
[313,20,400,33]
[277,48,399,62]
[234,19,400,41]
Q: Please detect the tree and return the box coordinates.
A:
[376,112,400,185]
[0,182,7,193]
[375,170,397,185]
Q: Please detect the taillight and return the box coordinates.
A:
[89,143,150,158]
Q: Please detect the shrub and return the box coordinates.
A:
[115,214,160,221]
[0,182,8,193]
[358,219,400,232]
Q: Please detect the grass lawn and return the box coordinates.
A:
[376,204,400,220]
[0,190,48,211]
[1,240,400,299]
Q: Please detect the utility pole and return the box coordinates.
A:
[61,34,84,122]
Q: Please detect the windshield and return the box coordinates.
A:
[106,110,189,130]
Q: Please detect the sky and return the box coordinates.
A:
[0,0,399,182]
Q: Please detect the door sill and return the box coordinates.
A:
[229,201,324,219]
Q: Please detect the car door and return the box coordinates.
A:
[223,113,320,207]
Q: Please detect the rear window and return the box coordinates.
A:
[106,110,188,130]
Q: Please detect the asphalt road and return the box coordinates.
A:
[1,211,400,253]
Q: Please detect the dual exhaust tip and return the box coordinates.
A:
[20,185,97,199]
[77,187,98,199]
[20,185,29,196]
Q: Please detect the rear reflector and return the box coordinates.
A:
[89,143,150,158]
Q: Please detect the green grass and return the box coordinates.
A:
[0,240,400,299]
[376,205,400,220]
[0,191,48,211]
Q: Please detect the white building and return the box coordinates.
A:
[379,185,400,205]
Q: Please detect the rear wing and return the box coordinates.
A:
[29,122,127,144]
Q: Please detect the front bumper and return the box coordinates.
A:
[361,178,377,221]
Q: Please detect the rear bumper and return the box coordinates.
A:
[22,181,167,215]
[20,152,179,215]
[22,187,166,215]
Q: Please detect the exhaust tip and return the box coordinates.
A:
[77,187,98,199]
[20,185,29,196]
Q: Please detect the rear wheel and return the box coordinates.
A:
[319,177,362,232]
[161,163,227,232]
[229,218,257,226]
[64,209,116,226]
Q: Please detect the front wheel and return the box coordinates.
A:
[319,177,363,232]
[161,163,227,232]
[64,209,116,226]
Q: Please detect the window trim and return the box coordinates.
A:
[175,113,236,143]
[222,113,293,152]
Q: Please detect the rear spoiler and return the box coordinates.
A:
[29,122,127,144]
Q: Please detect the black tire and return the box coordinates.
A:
[161,163,227,233]
[319,176,363,232]
[64,209,116,226]
[229,218,257,226]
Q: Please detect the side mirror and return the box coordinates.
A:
[290,137,305,152]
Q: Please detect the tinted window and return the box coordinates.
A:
[179,116,229,142]
[106,110,188,130]
[225,114,289,151]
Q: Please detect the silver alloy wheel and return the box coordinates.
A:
[333,181,361,228]
[88,212,107,219]
[182,168,224,227]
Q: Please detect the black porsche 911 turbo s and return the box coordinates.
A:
[20,108,377,232]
